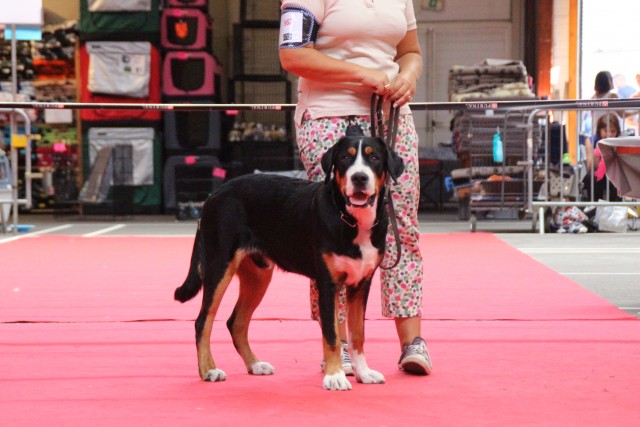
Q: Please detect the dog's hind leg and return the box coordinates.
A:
[195,250,245,382]
[346,279,385,385]
[226,254,275,375]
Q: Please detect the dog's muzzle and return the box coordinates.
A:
[345,171,378,207]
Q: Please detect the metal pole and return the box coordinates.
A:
[1,108,32,233]
[10,25,18,234]
[526,109,543,232]
[1,98,640,112]
[538,207,545,235]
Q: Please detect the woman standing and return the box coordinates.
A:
[279,0,431,375]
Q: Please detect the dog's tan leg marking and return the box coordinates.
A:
[347,281,385,385]
[322,292,352,391]
[231,256,275,375]
[347,290,365,356]
[197,250,245,381]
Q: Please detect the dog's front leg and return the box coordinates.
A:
[318,279,352,391]
[347,278,385,385]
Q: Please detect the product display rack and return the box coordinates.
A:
[229,0,295,173]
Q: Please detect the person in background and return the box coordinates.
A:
[279,0,432,376]
[590,71,622,140]
[613,73,637,98]
[582,114,622,202]
[633,73,640,98]
[628,73,640,135]
[613,73,639,134]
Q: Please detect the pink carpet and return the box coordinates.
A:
[0,233,638,426]
[0,233,630,322]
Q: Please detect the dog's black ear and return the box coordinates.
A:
[386,144,405,184]
[321,141,338,185]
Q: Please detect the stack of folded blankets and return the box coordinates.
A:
[448,59,534,102]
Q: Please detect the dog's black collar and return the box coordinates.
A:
[340,211,358,228]
[340,194,379,228]
[331,185,378,229]
[339,210,379,229]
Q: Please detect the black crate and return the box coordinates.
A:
[162,155,223,210]
[241,0,281,23]
[233,23,284,78]
[232,78,292,130]
[232,139,294,174]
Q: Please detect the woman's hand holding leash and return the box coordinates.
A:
[385,69,418,107]
[360,69,392,95]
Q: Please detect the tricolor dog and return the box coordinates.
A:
[174,135,404,390]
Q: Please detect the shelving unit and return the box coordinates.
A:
[228,0,295,173]
[0,22,80,215]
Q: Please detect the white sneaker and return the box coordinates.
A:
[398,337,433,375]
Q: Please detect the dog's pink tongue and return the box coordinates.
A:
[350,193,369,204]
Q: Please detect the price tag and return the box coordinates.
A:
[11,134,28,148]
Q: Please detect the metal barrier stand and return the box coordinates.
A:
[1,98,640,234]
[524,107,640,234]
[0,108,33,234]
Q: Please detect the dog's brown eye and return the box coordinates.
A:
[369,155,380,162]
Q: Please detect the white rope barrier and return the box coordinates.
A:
[2,98,639,234]
[1,97,640,112]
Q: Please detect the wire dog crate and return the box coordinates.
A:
[452,108,544,231]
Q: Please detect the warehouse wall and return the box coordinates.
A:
[415,0,511,21]
[552,0,571,99]
[43,0,79,22]
[41,0,524,105]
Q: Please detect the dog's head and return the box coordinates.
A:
[321,136,404,207]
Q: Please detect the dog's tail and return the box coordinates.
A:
[174,227,204,303]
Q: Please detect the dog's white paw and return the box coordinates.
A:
[250,361,275,375]
[204,368,227,382]
[355,368,385,384]
[323,372,352,391]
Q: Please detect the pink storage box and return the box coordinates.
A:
[162,51,216,97]
[161,8,211,50]
[166,0,208,7]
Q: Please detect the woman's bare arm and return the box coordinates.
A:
[389,29,422,106]
[280,46,389,94]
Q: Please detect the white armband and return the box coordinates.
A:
[279,6,320,48]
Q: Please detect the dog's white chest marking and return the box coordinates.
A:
[330,228,379,285]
